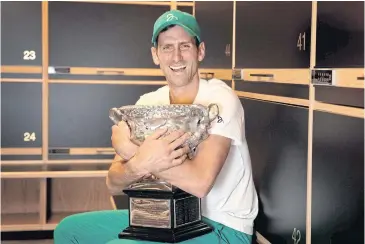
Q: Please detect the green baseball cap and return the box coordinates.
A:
[151,10,201,46]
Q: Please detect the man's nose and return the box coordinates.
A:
[172,48,182,63]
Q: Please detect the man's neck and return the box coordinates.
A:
[169,77,200,105]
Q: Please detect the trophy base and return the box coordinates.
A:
[119,187,213,243]
[119,221,213,243]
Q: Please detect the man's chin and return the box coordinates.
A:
[167,77,190,87]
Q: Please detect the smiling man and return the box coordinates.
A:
[54,10,258,244]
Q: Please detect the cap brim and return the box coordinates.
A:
[152,21,199,46]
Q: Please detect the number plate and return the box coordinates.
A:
[232,69,242,80]
[311,69,335,85]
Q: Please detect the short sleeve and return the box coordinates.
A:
[134,93,157,105]
[134,86,169,106]
[208,89,244,146]
[135,95,147,105]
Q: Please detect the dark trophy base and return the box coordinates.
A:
[119,188,213,243]
[119,221,212,243]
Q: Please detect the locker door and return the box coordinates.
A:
[312,112,364,244]
[48,83,163,159]
[242,98,308,243]
[316,2,364,68]
[236,2,312,68]
[1,2,42,66]
[195,1,233,68]
[1,83,42,161]
[49,2,169,68]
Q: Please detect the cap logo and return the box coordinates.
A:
[166,13,178,22]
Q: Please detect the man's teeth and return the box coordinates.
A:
[170,66,186,70]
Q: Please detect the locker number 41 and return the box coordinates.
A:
[24,132,36,141]
[297,32,306,51]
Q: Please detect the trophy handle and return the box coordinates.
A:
[207,103,219,121]
[109,108,128,125]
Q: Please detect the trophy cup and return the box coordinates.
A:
[109,103,219,243]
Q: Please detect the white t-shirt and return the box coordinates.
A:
[135,78,259,235]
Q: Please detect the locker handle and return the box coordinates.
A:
[357,76,364,81]
[49,149,70,154]
[96,70,125,75]
[250,73,274,78]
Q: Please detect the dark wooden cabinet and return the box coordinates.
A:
[177,6,193,15]
[312,112,364,244]
[2,1,363,237]
[48,84,162,151]
[1,83,42,148]
[235,2,312,68]
[235,82,309,100]
[1,2,42,66]
[316,2,364,68]
[195,1,233,68]
[315,86,364,108]
[49,2,169,68]
[241,98,308,243]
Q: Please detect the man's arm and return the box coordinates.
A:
[106,154,147,195]
[106,94,152,195]
[153,134,231,198]
[106,128,189,195]
[153,87,244,198]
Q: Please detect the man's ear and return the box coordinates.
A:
[151,46,160,65]
[198,42,206,62]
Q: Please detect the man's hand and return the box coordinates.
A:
[133,128,190,175]
[152,134,232,198]
[111,121,138,161]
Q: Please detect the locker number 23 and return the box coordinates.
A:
[24,132,36,141]
[23,50,36,60]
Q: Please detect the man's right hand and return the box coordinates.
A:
[132,128,190,175]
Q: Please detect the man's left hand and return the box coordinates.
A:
[111,121,139,161]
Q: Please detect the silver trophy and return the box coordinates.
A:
[109,103,219,243]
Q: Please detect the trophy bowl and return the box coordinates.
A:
[109,103,219,159]
[109,104,218,243]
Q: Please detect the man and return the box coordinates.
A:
[54,10,258,244]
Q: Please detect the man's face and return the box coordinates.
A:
[151,25,205,87]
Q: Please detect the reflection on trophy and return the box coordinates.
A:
[109,103,219,243]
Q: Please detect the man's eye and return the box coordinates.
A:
[162,46,173,52]
[181,44,191,49]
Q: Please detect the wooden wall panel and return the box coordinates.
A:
[1,179,40,214]
[50,178,113,213]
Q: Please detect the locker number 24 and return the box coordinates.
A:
[24,132,36,141]
[23,50,36,60]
